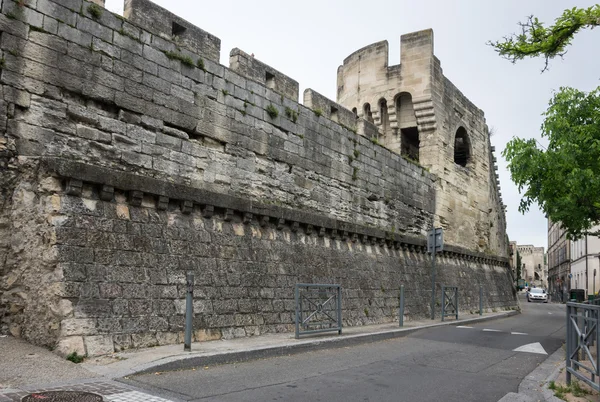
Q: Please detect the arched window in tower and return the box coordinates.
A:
[395,92,419,162]
[378,98,389,135]
[352,107,358,117]
[454,126,471,167]
[363,103,374,124]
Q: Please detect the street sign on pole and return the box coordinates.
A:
[427,228,444,253]
[428,228,443,320]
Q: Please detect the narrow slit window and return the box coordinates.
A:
[265,72,275,89]
[172,21,186,36]
[330,106,339,122]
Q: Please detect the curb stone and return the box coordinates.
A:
[498,346,565,402]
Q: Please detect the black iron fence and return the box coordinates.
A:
[566,302,600,392]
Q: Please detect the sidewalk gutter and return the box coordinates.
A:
[122,310,519,377]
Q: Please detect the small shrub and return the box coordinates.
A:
[29,25,46,33]
[313,108,323,117]
[0,58,5,70]
[353,149,360,158]
[87,3,103,19]
[364,308,369,317]
[6,12,17,20]
[285,107,298,123]
[371,137,380,145]
[8,49,19,57]
[548,381,556,390]
[266,104,278,119]
[570,381,590,397]
[221,89,228,96]
[348,155,354,165]
[197,58,205,71]
[66,351,85,364]
[352,166,359,181]
[164,51,194,67]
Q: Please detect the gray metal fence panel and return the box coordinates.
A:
[295,284,342,339]
[441,286,458,321]
[566,302,600,392]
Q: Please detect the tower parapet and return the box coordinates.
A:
[338,30,507,256]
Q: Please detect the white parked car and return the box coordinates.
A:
[527,288,548,303]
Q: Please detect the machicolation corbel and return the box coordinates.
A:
[65,179,83,196]
[202,205,214,218]
[277,218,285,230]
[157,196,169,211]
[180,200,193,214]
[100,185,114,201]
[129,191,143,206]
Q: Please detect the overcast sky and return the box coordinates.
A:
[105,0,599,251]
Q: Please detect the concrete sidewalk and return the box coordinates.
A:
[1,310,519,400]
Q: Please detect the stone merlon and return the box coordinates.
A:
[124,0,221,62]
[229,48,299,102]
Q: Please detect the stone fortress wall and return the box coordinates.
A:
[0,0,516,356]
[337,31,508,256]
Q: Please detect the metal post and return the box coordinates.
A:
[441,286,446,322]
[337,285,343,335]
[566,304,572,385]
[399,285,405,327]
[479,285,483,316]
[295,285,300,339]
[455,287,459,320]
[184,272,194,352]
[431,250,436,320]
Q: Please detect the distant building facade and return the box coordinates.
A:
[517,245,546,287]
[548,219,571,299]
[570,226,600,297]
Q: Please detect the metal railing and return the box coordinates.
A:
[566,302,600,391]
[441,286,458,321]
[295,284,342,339]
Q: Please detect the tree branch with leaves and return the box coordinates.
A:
[489,5,600,71]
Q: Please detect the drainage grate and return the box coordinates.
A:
[22,391,103,402]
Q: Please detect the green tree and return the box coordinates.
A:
[490,6,600,239]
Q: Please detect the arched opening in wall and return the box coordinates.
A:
[395,93,419,162]
[363,103,374,124]
[378,98,389,135]
[454,127,471,167]
[534,272,540,282]
[352,107,358,117]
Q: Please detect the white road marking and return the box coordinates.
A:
[511,332,528,335]
[482,329,502,332]
[513,342,547,355]
[456,326,473,329]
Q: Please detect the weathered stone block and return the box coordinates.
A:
[84,335,114,356]
[56,336,85,356]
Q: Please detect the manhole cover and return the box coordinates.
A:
[21,391,103,401]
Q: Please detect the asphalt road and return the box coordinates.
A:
[127,294,566,402]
